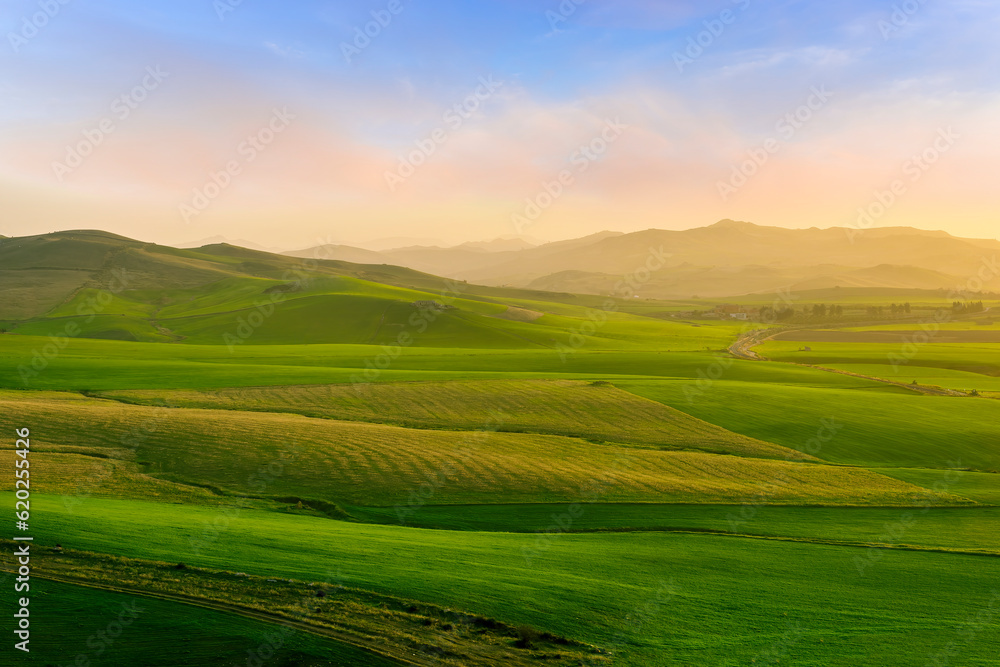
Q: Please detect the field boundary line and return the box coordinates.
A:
[735,328,974,396]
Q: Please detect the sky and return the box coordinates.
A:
[1,0,997,249]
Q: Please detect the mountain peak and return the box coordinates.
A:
[708,219,759,230]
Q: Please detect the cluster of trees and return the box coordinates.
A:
[756,304,847,321]
[810,304,845,317]
[700,298,991,324]
[758,306,797,322]
[952,301,986,314]
[759,302,920,319]
[865,303,912,317]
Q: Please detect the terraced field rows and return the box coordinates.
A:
[99,379,800,460]
[0,449,226,504]
[620,379,1000,471]
[0,390,963,507]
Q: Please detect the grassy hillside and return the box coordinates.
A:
[98,379,803,459]
[620,379,1000,471]
[760,339,1000,377]
[349,503,1000,552]
[0,231,762,350]
[0,334,896,392]
[6,578,399,667]
[0,391,953,507]
[15,494,1000,667]
[4,227,999,665]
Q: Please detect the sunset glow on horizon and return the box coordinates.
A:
[1,0,997,248]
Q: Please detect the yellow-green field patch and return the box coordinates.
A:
[98,379,801,460]
[0,390,966,507]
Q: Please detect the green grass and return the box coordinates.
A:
[347,502,1000,551]
[6,578,401,666]
[1,334,895,392]
[619,379,1000,472]
[1,233,757,351]
[7,231,1000,666]
[877,468,1000,505]
[760,340,1000,377]
[14,493,1000,667]
[98,379,801,460]
[819,363,1000,392]
[46,286,160,319]
[0,446,232,504]
[2,390,951,507]
[847,318,1000,331]
[4,286,751,349]
[0,268,95,320]
[8,313,174,342]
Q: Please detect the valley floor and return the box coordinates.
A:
[2,288,999,665]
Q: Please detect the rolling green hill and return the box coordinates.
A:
[4,227,999,666]
[2,390,957,507]
[620,379,1000,472]
[96,379,805,459]
[0,229,752,349]
[13,493,1000,667]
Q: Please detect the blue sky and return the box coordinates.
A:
[1,0,997,247]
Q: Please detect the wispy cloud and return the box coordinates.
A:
[1,0,997,244]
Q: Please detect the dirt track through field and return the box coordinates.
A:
[730,329,969,397]
[774,330,1000,343]
[20,571,423,665]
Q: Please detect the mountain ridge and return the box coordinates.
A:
[3,221,998,305]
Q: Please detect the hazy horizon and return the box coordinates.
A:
[7,217,1000,255]
[2,1,998,249]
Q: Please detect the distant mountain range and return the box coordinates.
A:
[2,223,997,316]
[286,221,1000,298]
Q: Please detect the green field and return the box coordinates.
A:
[349,502,1000,552]
[10,493,1000,667]
[620,379,1000,471]
[1,333,907,392]
[96,379,802,459]
[760,339,1000,377]
[4,389,956,507]
[6,578,400,667]
[3,231,998,665]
